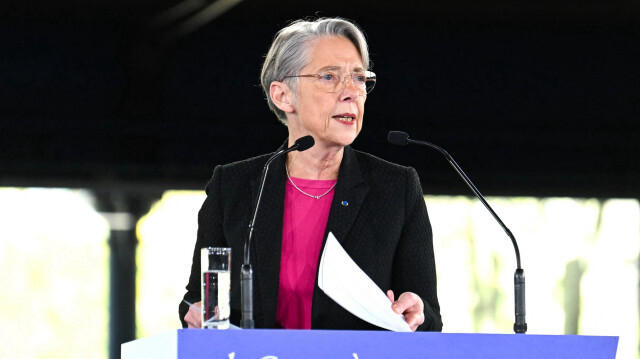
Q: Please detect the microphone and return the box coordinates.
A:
[294,135,315,151]
[241,135,315,329]
[388,130,527,334]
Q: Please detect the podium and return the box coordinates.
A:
[122,329,618,358]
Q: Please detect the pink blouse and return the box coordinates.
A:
[276,176,337,329]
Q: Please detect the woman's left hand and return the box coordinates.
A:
[386,290,425,331]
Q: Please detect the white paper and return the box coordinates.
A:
[318,232,412,332]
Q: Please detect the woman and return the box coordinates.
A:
[180,17,442,331]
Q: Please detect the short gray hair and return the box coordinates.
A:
[260,17,370,125]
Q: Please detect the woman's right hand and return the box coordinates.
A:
[184,301,203,328]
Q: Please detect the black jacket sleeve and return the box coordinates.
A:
[392,167,442,331]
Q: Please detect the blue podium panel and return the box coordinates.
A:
[122,329,618,359]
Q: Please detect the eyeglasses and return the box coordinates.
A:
[281,70,377,94]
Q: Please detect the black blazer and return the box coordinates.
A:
[180,144,442,331]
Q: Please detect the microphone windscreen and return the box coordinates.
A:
[295,135,315,151]
[387,131,409,146]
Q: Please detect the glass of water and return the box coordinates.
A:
[200,247,231,329]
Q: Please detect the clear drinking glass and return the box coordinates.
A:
[200,247,231,329]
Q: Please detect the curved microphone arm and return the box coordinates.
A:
[244,148,288,265]
[388,131,527,333]
[407,138,522,269]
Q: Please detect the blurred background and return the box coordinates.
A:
[1,0,638,358]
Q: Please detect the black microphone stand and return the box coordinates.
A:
[388,131,527,334]
[241,136,314,329]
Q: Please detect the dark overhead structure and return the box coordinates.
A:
[1,0,639,198]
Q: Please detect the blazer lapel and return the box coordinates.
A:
[323,146,370,246]
[312,146,370,326]
[249,143,287,328]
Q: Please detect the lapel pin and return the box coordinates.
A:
[341,200,349,206]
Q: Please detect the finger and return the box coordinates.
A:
[187,320,198,329]
[185,310,199,328]
[392,292,423,315]
[185,311,199,328]
[386,290,395,304]
[185,302,203,328]
[392,292,425,331]
[403,311,425,331]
